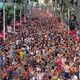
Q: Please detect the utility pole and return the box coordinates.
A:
[13,1,16,33]
[68,8,70,35]
[3,0,6,41]
[24,0,28,16]
[20,3,22,26]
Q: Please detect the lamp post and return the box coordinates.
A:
[20,4,22,26]
[68,8,70,35]
[13,1,16,33]
[3,0,6,41]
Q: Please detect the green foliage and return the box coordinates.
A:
[30,0,38,2]
[44,0,50,5]
[6,4,22,21]
[13,0,22,4]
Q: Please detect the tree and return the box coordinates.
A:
[44,0,50,5]
[13,0,22,4]
[0,9,3,32]
[30,0,38,2]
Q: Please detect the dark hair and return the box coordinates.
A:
[52,66,54,69]
[48,75,52,79]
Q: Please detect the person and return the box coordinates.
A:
[71,73,78,80]
[0,54,3,68]
[0,8,79,80]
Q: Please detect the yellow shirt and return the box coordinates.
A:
[19,51,24,59]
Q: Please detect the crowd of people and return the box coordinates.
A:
[0,8,80,80]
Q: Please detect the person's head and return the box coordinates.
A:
[48,75,52,79]
[70,14,76,21]
[65,61,69,65]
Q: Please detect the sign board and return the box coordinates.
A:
[0,2,4,9]
[7,25,12,33]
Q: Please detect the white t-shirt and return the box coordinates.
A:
[30,51,34,56]
[36,73,42,80]
[72,75,78,80]
[61,58,66,64]
[27,46,30,51]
